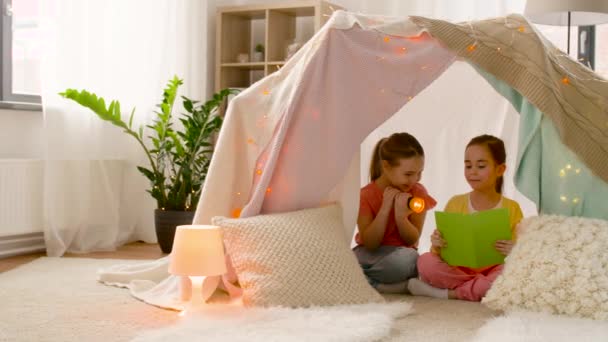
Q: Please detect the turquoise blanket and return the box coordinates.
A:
[477,68,608,220]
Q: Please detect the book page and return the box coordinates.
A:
[435,208,512,268]
[470,209,512,267]
[435,212,475,267]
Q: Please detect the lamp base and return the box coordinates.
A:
[179,275,221,315]
[179,275,243,302]
[178,274,242,312]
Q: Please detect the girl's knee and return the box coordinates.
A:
[395,247,419,261]
[417,252,442,281]
[417,252,437,270]
[376,249,418,282]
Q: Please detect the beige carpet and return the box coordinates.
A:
[0,258,178,342]
[0,257,496,341]
[385,294,496,341]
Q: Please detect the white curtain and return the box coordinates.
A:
[39,0,208,256]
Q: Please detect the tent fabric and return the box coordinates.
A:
[410,14,608,184]
[98,11,608,310]
[477,68,608,220]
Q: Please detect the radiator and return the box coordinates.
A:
[0,159,45,257]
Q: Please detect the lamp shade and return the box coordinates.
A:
[524,0,608,26]
[168,225,227,276]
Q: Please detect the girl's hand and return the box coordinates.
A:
[495,240,514,256]
[394,192,413,218]
[381,187,400,212]
[431,229,446,249]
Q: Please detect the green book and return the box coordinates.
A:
[434,208,512,268]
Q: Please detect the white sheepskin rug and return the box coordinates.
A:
[132,301,412,342]
[472,311,608,342]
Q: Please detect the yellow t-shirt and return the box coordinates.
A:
[431,193,523,255]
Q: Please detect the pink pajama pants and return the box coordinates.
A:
[417,252,503,301]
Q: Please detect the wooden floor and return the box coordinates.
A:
[0,241,164,274]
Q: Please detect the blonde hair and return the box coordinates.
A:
[369,132,424,181]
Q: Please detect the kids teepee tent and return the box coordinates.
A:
[99,11,608,309]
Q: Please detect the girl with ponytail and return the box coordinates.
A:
[354,132,437,294]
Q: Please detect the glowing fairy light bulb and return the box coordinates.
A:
[560,195,567,202]
[575,169,581,174]
[383,36,391,43]
[408,197,425,214]
[467,44,477,52]
[262,89,270,95]
[266,187,272,194]
[518,26,525,32]
[231,208,242,218]
[572,197,580,204]
[566,164,572,170]
[559,169,566,178]
[256,169,262,175]
[561,77,570,85]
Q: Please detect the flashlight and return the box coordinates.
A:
[408,197,425,213]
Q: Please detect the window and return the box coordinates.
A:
[1,0,41,105]
[535,23,608,78]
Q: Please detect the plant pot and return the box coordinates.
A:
[154,209,196,254]
[252,51,264,62]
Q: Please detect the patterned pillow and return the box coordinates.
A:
[483,215,608,320]
[212,205,384,307]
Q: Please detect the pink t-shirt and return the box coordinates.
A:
[356,181,437,248]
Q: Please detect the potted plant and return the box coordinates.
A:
[253,43,264,62]
[59,76,236,253]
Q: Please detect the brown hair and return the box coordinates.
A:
[466,134,506,193]
[369,132,424,181]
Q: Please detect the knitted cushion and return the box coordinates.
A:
[483,215,608,320]
[211,205,384,307]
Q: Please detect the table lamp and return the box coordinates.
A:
[169,225,228,311]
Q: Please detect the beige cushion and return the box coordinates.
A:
[483,215,608,320]
[212,205,384,307]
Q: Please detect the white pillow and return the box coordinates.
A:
[483,215,608,320]
[212,205,384,307]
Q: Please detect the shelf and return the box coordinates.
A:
[221,62,266,69]
[216,1,343,91]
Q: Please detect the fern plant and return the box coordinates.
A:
[60,76,236,211]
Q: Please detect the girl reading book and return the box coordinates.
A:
[408,134,523,301]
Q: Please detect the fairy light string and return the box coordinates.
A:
[232,12,607,217]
